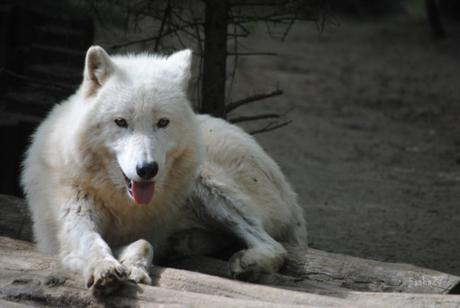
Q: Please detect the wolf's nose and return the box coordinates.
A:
[136,162,159,180]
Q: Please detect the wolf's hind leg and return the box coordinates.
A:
[114,239,153,284]
[191,169,287,281]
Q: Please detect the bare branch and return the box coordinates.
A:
[191,14,204,107]
[225,89,283,113]
[250,119,292,135]
[227,33,249,38]
[154,1,172,52]
[229,113,280,123]
[226,8,239,105]
[0,68,74,91]
[195,51,276,58]
[230,1,299,7]
[281,17,296,41]
[109,24,198,50]
[172,26,187,48]
[227,52,277,56]
[169,9,204,42]
[87,0,329,119]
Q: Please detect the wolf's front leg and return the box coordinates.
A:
[114,239,153,284]
[58,197,127,294]
[191,170,287,281]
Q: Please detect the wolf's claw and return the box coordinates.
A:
[86,260,128,296]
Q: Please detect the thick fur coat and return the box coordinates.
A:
[21,46,307,293]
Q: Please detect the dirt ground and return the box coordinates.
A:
[227,16,460,276]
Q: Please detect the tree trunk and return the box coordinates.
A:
[200,0,228,118]
[426,0,446,39]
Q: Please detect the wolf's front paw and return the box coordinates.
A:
[126,265,152,285]
[86,259,128,295]
[229,245,287,282]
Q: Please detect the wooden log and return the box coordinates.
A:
[166,256,349,295]
[0,237,308,307]
[167,249,460,295]
[1,237,460,307]
[284,245,460,294]
[1,194,459,300]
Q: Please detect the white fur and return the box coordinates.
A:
[21,46,307,290]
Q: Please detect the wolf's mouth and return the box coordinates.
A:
[122,172,155,205]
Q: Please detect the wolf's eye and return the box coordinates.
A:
[157,118,170,129]
[114,118,128,128]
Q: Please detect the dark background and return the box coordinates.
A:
[1,0,460,276]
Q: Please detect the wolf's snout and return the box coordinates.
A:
[136,161,159,180]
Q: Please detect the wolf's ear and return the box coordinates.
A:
[168,49,192,91]
[83,46,115,97]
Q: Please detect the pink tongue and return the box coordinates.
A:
[131,181,155,205]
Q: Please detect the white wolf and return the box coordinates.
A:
[21,46,307,293]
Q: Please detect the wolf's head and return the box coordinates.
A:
[78,46,201,206]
